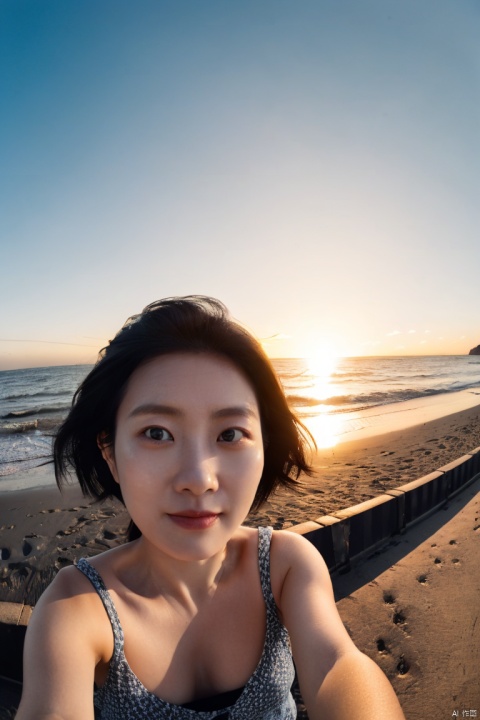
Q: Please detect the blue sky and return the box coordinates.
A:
[1,0,479,369]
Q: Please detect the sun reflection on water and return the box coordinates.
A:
[305,352,339,398]
[300,352,343,449]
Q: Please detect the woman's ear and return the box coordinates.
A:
[97,433,119,483]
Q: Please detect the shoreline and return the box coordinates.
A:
[299,386,480,449]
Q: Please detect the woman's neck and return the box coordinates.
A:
[118,534,240,611]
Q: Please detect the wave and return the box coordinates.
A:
[288,379,480,413]
[0,417,61,435]
[0,420,39,433]
[0,456,53,477]
[2,405,69,419]
[0,451,51,466]
[3,389,68,401]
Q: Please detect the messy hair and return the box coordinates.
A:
[54,296,315,539]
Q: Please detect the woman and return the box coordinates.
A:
[16,296,405,719]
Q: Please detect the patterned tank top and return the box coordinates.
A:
[76,526,297,719]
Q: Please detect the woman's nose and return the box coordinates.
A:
[172,447,219,495]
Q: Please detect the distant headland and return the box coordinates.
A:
[469,345,480,355]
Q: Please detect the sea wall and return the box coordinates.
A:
[288,445,480,572]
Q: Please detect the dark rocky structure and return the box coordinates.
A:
[469,345,480,355]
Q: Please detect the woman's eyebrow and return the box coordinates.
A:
[127,404,258,420]
[211,406,258,420]
[127,404,181,418]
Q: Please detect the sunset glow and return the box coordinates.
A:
[1,2,479,371]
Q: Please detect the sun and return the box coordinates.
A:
[306,350,338,379]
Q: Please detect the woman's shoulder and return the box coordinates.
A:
[232,524,323,567]
[32,545,132,636]
[27,556,115,664]
[270,527,328,566]
[269,529,332,605]
[39,560,98,604]
[271,530,321,565]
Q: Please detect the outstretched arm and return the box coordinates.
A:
[273,531,405,720]
[16,566,106,720]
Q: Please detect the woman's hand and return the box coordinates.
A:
[272,531,406,720]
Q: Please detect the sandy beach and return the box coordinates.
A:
[0,401,479,718]
[252,402,480,529]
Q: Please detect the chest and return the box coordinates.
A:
[95,572,267,705]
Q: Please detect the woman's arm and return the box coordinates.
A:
[15,566,105,720]
[273,531,406,720]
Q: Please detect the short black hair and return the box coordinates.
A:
[54,296,314,539]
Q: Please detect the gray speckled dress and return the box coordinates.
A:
[76,526,297,719]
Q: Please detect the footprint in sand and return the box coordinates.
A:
[376,638,389,653]
[383,591,395,605]
[396,656,410,675]
[56,528,75,538]
[433,557,442,566]
[103,530,119,540]
[451,558,460,566]
[22,540,33,557]
[449,539,457,545]
[55,556,74,570]
[98,509,117,518]
[1,548,11,560]
[393,610,406,626]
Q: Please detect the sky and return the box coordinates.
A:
[1,0,479,370]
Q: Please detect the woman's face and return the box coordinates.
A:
[101,352,264,561]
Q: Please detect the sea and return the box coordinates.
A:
[1,356,480,489]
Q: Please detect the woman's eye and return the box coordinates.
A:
[144,427,173,442]
[218,428,245,443]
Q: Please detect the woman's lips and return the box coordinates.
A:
[168,512,220,530]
